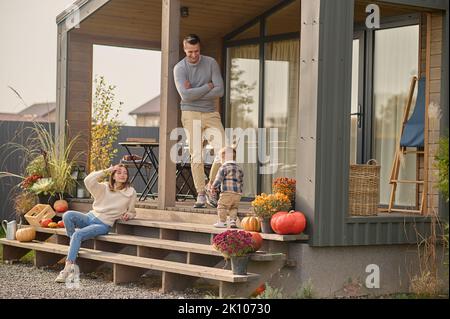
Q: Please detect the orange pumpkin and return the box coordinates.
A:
[16,227,36,242]
[241,216,261,232]
[249,231,263,251]
[271,210,306,235]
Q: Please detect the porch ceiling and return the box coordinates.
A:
[74,0,435,48]
[75,0,280,48]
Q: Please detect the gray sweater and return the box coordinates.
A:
[173,55,224,113]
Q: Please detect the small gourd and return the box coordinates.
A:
[241,216,261,232]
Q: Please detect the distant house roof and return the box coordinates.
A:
[0,102,56,122]
[0,113,36,122]
[19,102,56,118]
[129,96,160,116]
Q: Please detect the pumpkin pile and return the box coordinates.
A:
[40,218,65,228]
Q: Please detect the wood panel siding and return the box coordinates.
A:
[66,29,94,168]
[427,12,443,216]
[417,13,443,216]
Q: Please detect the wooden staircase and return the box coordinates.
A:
[0,208,308,298]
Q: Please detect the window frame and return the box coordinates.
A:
[354,13,420,163]
[348,13,422,217]
[223,0,300,197]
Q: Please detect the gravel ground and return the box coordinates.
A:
[0,261,206,299]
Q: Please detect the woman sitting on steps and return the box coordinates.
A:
[55,164,137,283]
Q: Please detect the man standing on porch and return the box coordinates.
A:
[174,34,225,208]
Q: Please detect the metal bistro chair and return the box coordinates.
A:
[120,155,156,199]
[175,141,213,201]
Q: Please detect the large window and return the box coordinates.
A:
[224,0,300,198]
[373,25,419,206]
[261,39,299,193]
[351,20,420,209]
[226,45,260,197]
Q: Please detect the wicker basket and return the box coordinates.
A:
[24,204,56,227]
[349,159,380,216]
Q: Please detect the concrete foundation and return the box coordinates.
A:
[271,243,448,298]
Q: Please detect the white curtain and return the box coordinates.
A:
[373,25,419,206]
[350,39,360,164]
[261,39,299,193]
[227,45,260,197]
[227,40,299,197]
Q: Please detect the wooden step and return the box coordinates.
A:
[0,238,259,283]
[31,226,286,261]
[117,219,308,241]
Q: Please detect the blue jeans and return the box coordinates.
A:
[63,211,110,262]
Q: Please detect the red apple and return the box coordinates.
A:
[40,219,53,228]
[57,221,65,228]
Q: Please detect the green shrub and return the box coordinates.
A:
[436,137,449,202]
[90,76,122,172]
[291,279,315,299]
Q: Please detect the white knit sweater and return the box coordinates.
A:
[84,170,137,226]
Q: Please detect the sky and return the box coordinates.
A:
[0,0,161,126]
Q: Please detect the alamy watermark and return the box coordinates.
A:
[366,4,380,29]
[169,125,280,174]
[65,264,81,289]
[365,264,380,289]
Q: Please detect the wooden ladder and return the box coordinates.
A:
[387,76,425,215]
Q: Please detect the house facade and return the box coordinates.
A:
[51,0,448,296]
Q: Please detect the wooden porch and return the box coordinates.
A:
[1,203,307,297]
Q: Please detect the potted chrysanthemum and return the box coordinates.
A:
[251,193,291,233]
[212,230,255,275]
[272,177,296,210]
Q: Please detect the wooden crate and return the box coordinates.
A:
[24,204,56,227]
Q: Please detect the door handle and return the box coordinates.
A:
[350,104,363,128]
